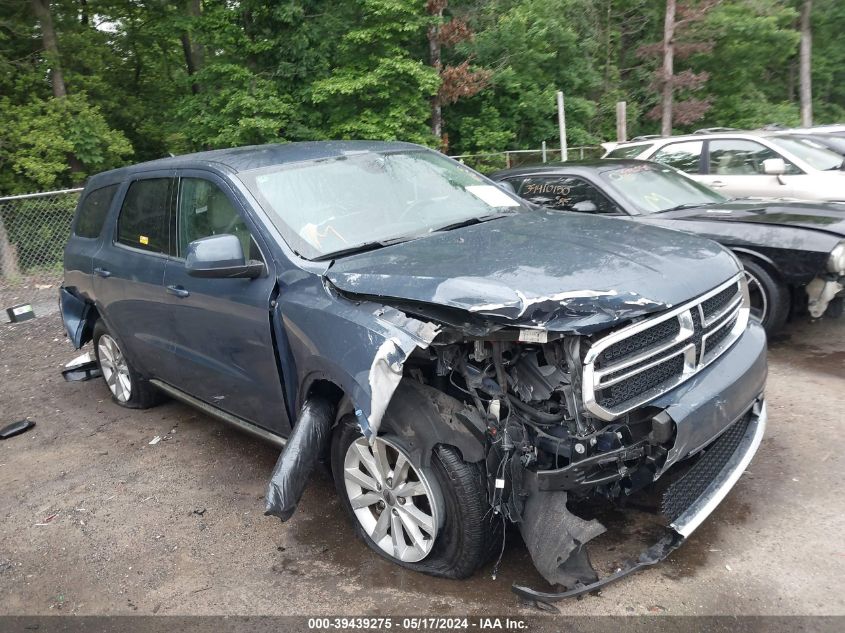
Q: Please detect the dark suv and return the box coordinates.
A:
[61,142,767,598]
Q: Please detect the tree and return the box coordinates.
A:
[426,0,491,149]
[310,0,439,142]
[799,0,813,126]
[29,0,66,98]
[638,0,716,135]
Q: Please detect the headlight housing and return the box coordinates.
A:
[828,241,845,274]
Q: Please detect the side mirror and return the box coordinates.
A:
[762,158,786,176]
[572,200,599,213]
[496,180,516,194]
[185,234,264,279]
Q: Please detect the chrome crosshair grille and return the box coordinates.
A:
[582,274,750,421]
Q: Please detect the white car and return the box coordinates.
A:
[603,131,845,202]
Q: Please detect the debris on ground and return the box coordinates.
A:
[5,303,35,323]
[61,351,101,382]
[34,512,59,526]
[148,436,162,446]
[0,419,35,440]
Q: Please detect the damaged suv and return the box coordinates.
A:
[61,142,767,598]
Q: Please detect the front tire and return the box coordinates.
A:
[93,320,160,409]
[740,257,790,335]
[331,415,494,579]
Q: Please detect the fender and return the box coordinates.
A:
[340,380,486,467]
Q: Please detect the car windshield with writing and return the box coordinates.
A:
[600,163,727,214]
[237,149,523,260]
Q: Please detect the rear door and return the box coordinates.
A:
[648,140,706,183]
[161,170,289,434]
[92,172,176,378]
[64,183,121,298]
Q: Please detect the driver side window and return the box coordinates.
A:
[177,178,258,259]
[517,176,619,214]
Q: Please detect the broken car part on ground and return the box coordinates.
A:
[60,141,768,601]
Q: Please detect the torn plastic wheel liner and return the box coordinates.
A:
[264,395,337,522]
[512,529,685,604]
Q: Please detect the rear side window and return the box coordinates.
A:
[74,184,118,238]
[517,176,619,214]
[117,178,173,254]
[651,141,703,173]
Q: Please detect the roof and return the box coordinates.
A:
[87,140,423,187]
[490,159,642,179]
[611,129,779,148]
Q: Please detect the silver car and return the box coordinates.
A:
[603,131,845,202]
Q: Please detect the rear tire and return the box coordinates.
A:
[93,320,160,409]
[331,414,495,579]
[740,257,790,335]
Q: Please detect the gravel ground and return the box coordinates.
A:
[0,308,843,617]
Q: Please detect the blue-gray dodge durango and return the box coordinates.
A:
[61,141,768,600]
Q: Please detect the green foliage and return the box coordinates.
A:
[172,65,298,151]
[310,0,439,142]
[0,94,132,193]
[1,0,844,196]
[692,0,801,130]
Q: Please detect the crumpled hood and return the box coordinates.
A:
[659,199,845,237]
[326,211,741,333]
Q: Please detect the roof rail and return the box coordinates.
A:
[692,127,737,134]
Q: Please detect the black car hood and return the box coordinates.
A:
[656,199,845,237]
[325,211,740,334]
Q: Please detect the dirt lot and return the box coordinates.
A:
[1,306,843,617]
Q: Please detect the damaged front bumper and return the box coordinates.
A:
[807,275,845,318]
[513,397,767,603]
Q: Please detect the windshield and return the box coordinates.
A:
[770,135,844,171]
[238,149,523,259]
[600,163,727,214]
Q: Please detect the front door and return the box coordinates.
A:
[699,138,798,198]
[162,171,290,434]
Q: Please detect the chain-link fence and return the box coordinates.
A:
[0,188,82,315]
[450,146,603,172]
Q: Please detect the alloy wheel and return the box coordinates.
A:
[98,334,131,403]
[343,436,439,563]
[744,269,768,323]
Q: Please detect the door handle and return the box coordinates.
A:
[94,267,111,278]
[709,181,727,188]
[166,285,190,298]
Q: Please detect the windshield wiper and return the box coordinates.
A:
[429,210,515,233]
[311,234,417,262]
[658,202,713,213]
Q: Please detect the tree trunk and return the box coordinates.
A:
[660,0,675,137]
[799,0,813,127]
[0,211,22,281]
[181,0,203,95]
[428,8,444,143]
[30,0,67,98]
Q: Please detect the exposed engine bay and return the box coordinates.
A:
[403,328,677,589]
[413,333,675,506]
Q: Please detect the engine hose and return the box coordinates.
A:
[508,395,567,425]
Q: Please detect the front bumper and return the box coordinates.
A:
[513,397,767,605]
[807,275,844,318]
[652,320,768,475]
